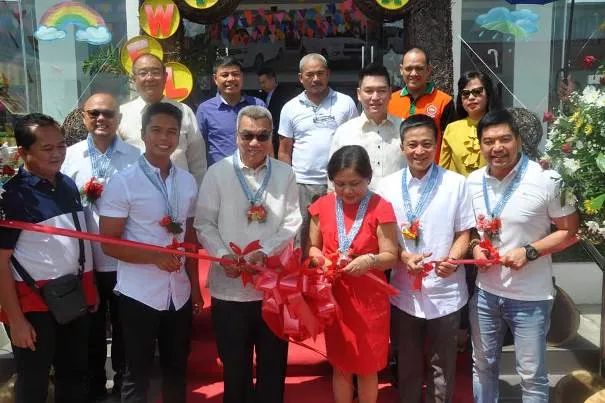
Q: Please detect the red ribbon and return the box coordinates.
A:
[0,219,236,264]
[409,263,433,291]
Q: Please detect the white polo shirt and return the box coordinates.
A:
[62,136,141,272]
[329,112,405,191]
[467,158,576,301]
[119,96,207,186]
[99,157,198,311]
[376,165,475,319]
[278,88,358,185]
[194,155,302,302]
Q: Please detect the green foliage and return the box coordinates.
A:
[82,46,125,77]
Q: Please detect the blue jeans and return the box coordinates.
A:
[469,288,553,403]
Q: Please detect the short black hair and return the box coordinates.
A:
[142,103,183,133]
[257,65,276,78]
[477,109,520,141]
[358,63,391,88]
[14,113,63,150]
[213,56,243,74]
[399,114,437,142]
[456,71,501,120]
[403,47,430,66]
[327,145,372,182]
[132,53,166,74]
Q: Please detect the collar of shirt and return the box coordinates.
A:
[360,112,398,129]
[483,153,524,184]
[405,163,435,187]
[18,166,63,190]
[400,82,435,98]
[236,152,269,174]
[141,155,176,179]
[298,87,336,108]
[84,134,131,157]
[217,93,249,109]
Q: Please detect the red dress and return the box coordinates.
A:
[308,193,396,375]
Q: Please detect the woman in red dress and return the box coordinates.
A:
[308,145,399,403]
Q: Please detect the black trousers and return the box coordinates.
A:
[5,312,90,403]
[119,295,192,403]
[392,306,461,403]
[211,298,288,403]
[88,271,124,392]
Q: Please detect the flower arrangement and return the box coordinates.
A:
[542,58,605,249]
[80,177,104,205]
[0,144,18,187]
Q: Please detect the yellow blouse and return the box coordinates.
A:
[439,118,486,177]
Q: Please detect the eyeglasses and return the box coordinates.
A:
[85,109,116,119]
[133,69,164,79]
[239,132,271,142]
[461,87,485,99]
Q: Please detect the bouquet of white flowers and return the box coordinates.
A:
[542,85,605,248]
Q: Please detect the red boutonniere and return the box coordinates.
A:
[476,214,502,241]
[160,215,183,234]
[401,219,421,246]
[81,177,104,204]
[1,165,14,176]
[247,204,267,223]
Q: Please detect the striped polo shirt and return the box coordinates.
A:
[0,167,96,323]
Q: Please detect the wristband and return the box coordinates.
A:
[366,253,377,266]
[468,239,481,254]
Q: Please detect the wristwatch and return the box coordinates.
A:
[523,244,540,261]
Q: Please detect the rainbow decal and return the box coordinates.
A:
[35,1,112,45]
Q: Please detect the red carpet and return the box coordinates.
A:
[185,258,474,402]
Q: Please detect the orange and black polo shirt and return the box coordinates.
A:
[388,83,456,163]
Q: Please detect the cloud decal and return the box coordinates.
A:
[475,7,540,39]
[35,26,67,41]
[35,25,112,45]
[75,26,112,45]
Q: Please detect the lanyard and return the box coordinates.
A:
[138,156,179,220]
[233,151,272,205]
[336,192,372,255]
[87,135,116,178]
[482,154,528,218]
[401,164,440,224]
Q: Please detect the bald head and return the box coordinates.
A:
[400,47,432,97]
[81,92,121,144]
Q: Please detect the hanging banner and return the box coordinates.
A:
[375,0,409,9]
[140,0,180,39]
[163,62,193,102]
[120,35,164,74]
[183,0,219,9]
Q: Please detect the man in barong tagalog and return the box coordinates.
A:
[467,109,579,403]
[195,105,301,403]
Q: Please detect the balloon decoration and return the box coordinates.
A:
[120,35,163,74]
[163,62,193,102]
[354,0,411,21]
[375,0,409,10]
[139,0,181,39]
[183,0,219,9]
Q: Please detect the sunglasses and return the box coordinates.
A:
[85,109,116,119]
[239,132,271,142]
[461,87,484,99]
